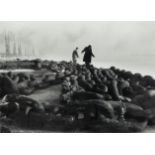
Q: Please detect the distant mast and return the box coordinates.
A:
[24,48,28,59]
[1,32,37,60]
[13,41,17,57]
[5,32,10,58]
[32,47,35,58]
[18,43,22,58]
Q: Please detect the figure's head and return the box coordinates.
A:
[88,45,92,49]
[76,47,78,50]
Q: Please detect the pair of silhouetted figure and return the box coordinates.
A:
[72,45,95,68]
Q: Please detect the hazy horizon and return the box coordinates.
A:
[0,21,155,77]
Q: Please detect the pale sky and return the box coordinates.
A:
[0,21,155,76]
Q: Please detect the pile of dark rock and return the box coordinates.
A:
[60,64,155,132]
[61,64,155,103]
[0,60,155,132]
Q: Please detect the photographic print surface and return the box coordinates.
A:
[0,21,154,133]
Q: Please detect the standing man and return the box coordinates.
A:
[81,45,95,68]
[72,47,79,71]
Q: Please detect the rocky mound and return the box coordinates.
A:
[0,60,155,132]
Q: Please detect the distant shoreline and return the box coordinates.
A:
[0,59,154,79]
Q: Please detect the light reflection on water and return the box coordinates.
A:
[0,69,34,73]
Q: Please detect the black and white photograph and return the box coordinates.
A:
[2,1,155,155]
[0,21,154,133]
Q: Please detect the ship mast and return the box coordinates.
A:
[24,48,28,58]
[13,39,17,57]
[18,42,22,57]
[32,47,35,58]
[5,32,10,58]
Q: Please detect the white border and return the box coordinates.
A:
[0,0,154,21]
[0,0,155,155]
[0,133,154,155]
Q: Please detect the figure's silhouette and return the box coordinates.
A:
[81,45,95,68]
[72,47,79,67]
[72,47,79,72]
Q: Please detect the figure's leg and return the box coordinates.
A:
[73,59,77,73]
[85,62,90,69]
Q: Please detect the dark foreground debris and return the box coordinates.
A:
[0,60,154,132]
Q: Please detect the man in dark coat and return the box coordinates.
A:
[81,45,95,68]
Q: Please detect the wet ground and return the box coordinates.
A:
[29,84,62,104]
[0,83,63,133]
[143,126,155,133]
